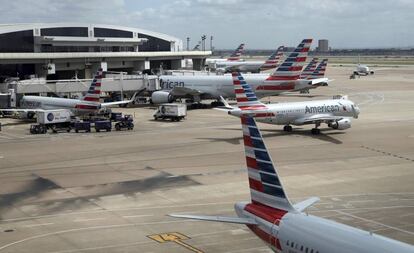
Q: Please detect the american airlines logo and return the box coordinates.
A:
[160,79,185,89]
[305,104,340,114]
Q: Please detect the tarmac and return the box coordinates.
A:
[0,65,413,252]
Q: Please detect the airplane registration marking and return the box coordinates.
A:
[147,232,204,253]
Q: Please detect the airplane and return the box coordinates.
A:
[214,46,285,73]
[295,59,330,93]
[219,72,359,135]
[205,43,245,67]
[299,58,319,79]
[170,115,414,253]
[353,55,375,76]
[0,69,135,119]
[152,39,329,105]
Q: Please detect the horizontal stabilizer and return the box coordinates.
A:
[294,197,320,212]
[169,214,258,225]
[310,77,329,85]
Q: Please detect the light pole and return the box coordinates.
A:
[210,35,213,51]
[186,37,190,51]
[201,35,207,51]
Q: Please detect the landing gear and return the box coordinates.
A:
[311,122,321,135]
[311,128,320,135]
[210,101,224,107]
[300,89,310,94]
[283,125,293,132]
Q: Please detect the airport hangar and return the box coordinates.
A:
[0,23,210,80]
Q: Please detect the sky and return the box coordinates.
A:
[1,0,413,49]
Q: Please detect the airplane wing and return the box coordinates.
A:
[170,86,203,97]
[169,214,258,225]
[294,114,344,125]
[294,197,320,212]
[101,92,138,107]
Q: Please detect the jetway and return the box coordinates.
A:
[1,74,160,95]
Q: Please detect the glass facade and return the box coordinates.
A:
[138,33,170,52]
[0,30,34,52]
[94,28,133,38]
[40,27,88,37]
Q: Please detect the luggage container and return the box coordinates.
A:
[95,120,112,132]
[74,121,91,133]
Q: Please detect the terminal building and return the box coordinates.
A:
[0,23,210,80]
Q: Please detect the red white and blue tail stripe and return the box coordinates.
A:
[307,59,328,79]
[299,58,319,79]
[260,46,285,71]
[82,68,103,103]
[241,116,295,211]
[227,43,245,61]
[266,39,312,81]
[232,72,268,111]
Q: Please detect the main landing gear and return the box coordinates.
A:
[311,122,321,135]
[283,125,293,132]
[210,101,225,107]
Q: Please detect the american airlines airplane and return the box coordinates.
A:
[215,46,285,73]
[205,43,245,67]
[1,69,134,118]
[152,39,328,104]
[221,72,358,135]
[170,115,414,253]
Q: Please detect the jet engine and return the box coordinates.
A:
[151,91,174,104]
[328,118,351,130]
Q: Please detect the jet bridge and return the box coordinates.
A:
[1,74,160,95]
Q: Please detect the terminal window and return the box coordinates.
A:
[40,27,89,37]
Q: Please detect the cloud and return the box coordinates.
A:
[0,0,413,48]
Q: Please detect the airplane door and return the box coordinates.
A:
[270,219,281,252]
[276,113,286,124]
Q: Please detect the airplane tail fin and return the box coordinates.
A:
[82,68,103,103]
[299,58,319,79]
[266,39,312,81]
[241,116,295,212]
[307,59,328,79]
[260,46,285,71]
[227,43,245,61]
[232,72,268,111]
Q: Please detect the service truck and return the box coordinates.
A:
[30,109,72,134]
[153,103,187,121]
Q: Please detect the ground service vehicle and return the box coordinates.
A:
[153,103,187,121]
[115,115,134,131]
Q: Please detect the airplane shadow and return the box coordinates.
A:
[199,127,344,145]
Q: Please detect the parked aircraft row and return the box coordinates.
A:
[153,39,330,104]
[170,77,412,252]
[0,69,135,118]
[215,46,285,73]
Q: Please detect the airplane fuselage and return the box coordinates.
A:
[229,99,359,126]
[159,74,314,99]
[234,202,413,253]
[21,96,101,114]
[215,61,266,73]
